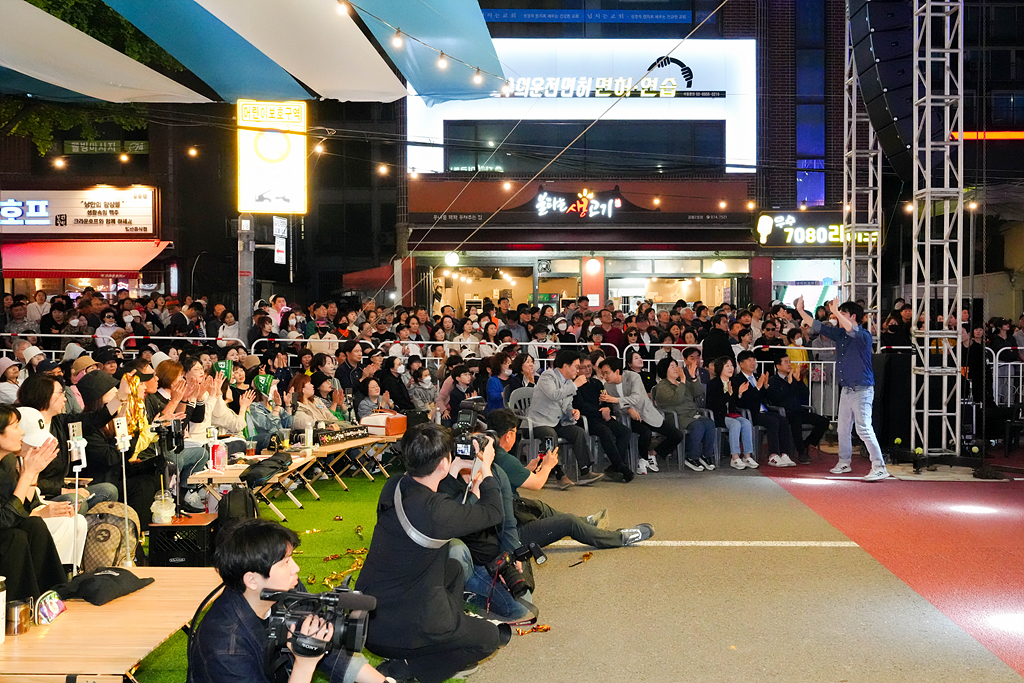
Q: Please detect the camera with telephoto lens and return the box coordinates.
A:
[484,542,548,599]
[261,577,376,659]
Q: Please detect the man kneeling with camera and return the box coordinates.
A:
[356,423,511,683]
[188,519,391,683]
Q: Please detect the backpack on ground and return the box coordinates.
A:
[218,487,259,527]
[82,501,141,572]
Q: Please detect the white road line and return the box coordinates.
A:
[548,540,859,547]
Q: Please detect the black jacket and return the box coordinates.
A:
[705,378,738,428]
[702,328,735,367]
[377,370,415,411]
[573,376,606,423]
[731,372,768,414]
[765,373,810,414]
[356,475,503,651]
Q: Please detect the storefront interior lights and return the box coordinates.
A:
[442,270,450,277]
[445,252,460,266]
[711,259,726,274]
[585,257,601,274]
[695,277,701,282]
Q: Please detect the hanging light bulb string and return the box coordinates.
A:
[341,1,507,86]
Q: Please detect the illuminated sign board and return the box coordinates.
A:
[237,99,307,214]
[754,211,880,248]
[537,189,621,219]
[407,39,756,174]
[0,187,155,235]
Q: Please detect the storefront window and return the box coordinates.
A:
[771,259,839,307]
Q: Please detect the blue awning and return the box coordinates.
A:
[101,0,311,103]
[352,0,505,105]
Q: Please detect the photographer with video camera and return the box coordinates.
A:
[188,518,392,683]
[356,423,509,683]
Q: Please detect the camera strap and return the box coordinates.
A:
[394,477,450,549]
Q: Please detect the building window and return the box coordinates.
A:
[992,91,1024,126]
[444,119,725,175]
[794,0,826,207]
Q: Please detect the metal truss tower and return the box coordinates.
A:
[910,0,964,458]
[841,19,883,345]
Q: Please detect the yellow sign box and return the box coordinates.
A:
[237,99,307,214]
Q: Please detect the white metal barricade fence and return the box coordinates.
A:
[0,332,114,362]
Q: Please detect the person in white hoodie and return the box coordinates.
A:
[25,290,51,324]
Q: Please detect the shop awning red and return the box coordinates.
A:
[1,240,170,278]
[343,263,394,291]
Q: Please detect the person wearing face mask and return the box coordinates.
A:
[785,327,810,377]
[408,366,439,421]
[376,356,415,412]
[554,317,575,345]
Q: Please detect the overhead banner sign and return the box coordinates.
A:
[482,10,694,23]
[63,140,150,154]
[754,211,880,248]
[237,99,307,214]
[408,38,756,174]
[0,187,156,236]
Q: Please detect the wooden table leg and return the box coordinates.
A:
[256,490,287,521]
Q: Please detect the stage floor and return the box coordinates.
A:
[471,457,1024,683]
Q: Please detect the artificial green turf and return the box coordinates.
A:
[131,465,467,683]
[133,469,385,683]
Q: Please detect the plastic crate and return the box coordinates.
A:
[148,513,217,567]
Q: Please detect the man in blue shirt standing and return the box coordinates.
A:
[794,297,890,481]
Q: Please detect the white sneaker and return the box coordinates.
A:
[647,456,660,473]
[830,462,852,474]
[637,459,648,475]
[743,456,759,469]
[730,457,746,470]
[184,489,204,510]
[779,454,797,467]
[768,455,786,468]
[863,467,891,482]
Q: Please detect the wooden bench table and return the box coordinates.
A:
[0,566,221,683]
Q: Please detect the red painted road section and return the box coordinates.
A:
[765,459,1024,675]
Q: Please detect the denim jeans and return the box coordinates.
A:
[53,482,119,515]
[684,417,717,461]
[166,446,208,489]
[724,416,753,455]
[837,385,885,468]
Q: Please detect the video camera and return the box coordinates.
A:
[485,542,547,599]
[261,577,376,659]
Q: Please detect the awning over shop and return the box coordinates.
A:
[343,263,394,291]
[1,240,170,278]
[0,0,210,103]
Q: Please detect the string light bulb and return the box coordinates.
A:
[904,203,913,213]
[188,147,198,157]
[410,170,418,179]
[53,157,66,169]
[473,69,483,84]
[445,252,460,266]
[653,197,661,206]
[799,202,807,211]
[314,144,324,153]
[336,0,348,14]
[968,201,978,210]
[378,164,388,175]
[119,153,129,162]
[437,53,448,69]
[392,29,403,48]
[718,200,727,209]
[747,201,755,210]
[503,181,512,190]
